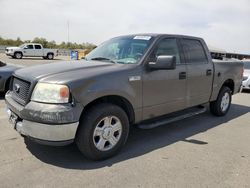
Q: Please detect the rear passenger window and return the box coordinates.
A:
[35,45,42,49]
[182,39,208,64]
[150,38,181,64]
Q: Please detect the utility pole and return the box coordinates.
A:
[67,20,70,45]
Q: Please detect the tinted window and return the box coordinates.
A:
[150,38,181,64]
[26,45,34,49]
[182,39,208,64]
[35,45,42,49]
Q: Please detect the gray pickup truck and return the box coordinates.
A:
[5,34,243,160]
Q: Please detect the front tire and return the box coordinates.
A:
[210,86,232,116]
[14,52,22,59]
[76,103,129,160]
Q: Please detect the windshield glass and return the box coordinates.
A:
[243,61,250,69]
[19,44,25,48]
[85,36,154,64]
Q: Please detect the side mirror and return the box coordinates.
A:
[148,55,176,70]
[24,46,28,49]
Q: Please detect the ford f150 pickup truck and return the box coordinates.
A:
[5,34,243,160]
[5,43,58,59]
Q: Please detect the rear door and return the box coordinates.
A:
[23,44,34,56]
[181,38,213,107]
[34,44,43,56]
[142,37,187,120]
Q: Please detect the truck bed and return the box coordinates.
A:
[210,60,243,101]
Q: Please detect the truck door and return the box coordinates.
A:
[34,44,43,56]
[181,38,213,107]
[23,44,34,56]
[142,38,187,120]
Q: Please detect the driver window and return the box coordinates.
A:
[26,45,34,49]
[150,38,181,64]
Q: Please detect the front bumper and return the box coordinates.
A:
[5,91,83,145]
[5,51,14,56]
[7,109,78,145]
[242,77,250,90]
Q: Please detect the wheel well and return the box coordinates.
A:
[81,95,135,124]
[222,79,234,93]
[47,52,54,56]
[14,51,23,55]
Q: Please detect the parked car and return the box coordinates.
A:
[242,61,250,90]
[0,61,20,94]
[5,43,58,60]
[5,34,243,160]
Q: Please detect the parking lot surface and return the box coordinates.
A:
[0,53,70,67]
[0,53,250,188]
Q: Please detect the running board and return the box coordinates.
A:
[137,106,207,129]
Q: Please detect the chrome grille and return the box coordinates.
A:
[11,77,31,105]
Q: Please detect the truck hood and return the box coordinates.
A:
[6,47,21,50]
[14,60,123,83]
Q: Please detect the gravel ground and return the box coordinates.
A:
[0,53,250,188]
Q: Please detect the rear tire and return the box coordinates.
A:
[14,52,22,59]
[210,86,232,116]
[76,103,129,160]
[47,53,54,60]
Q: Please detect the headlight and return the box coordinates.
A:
[31,83,70,103]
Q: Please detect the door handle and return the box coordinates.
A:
[206,69,212,76]
[179,72,186,80]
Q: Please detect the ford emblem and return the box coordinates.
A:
[14,84,20,93]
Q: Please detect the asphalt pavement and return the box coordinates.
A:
[0,53,250,188]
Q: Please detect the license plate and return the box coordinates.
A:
[7,109,18,127]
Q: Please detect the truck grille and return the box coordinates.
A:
[11,77,31,105]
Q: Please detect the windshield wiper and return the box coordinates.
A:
[90,57,116,64]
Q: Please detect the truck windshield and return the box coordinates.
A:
[19,44,25,48]
[85,36,154,64]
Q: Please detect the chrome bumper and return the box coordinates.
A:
[5,52,14,56]
[7,109,78,143]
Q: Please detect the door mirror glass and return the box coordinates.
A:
[148,55,176,70]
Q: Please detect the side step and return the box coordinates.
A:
[137,106,207,129]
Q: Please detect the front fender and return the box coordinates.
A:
[70,70,142,111]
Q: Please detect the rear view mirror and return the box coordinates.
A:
[148,55,176,70]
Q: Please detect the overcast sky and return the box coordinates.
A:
[0,0,250,53]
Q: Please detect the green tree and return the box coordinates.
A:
[0,36,96,49]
